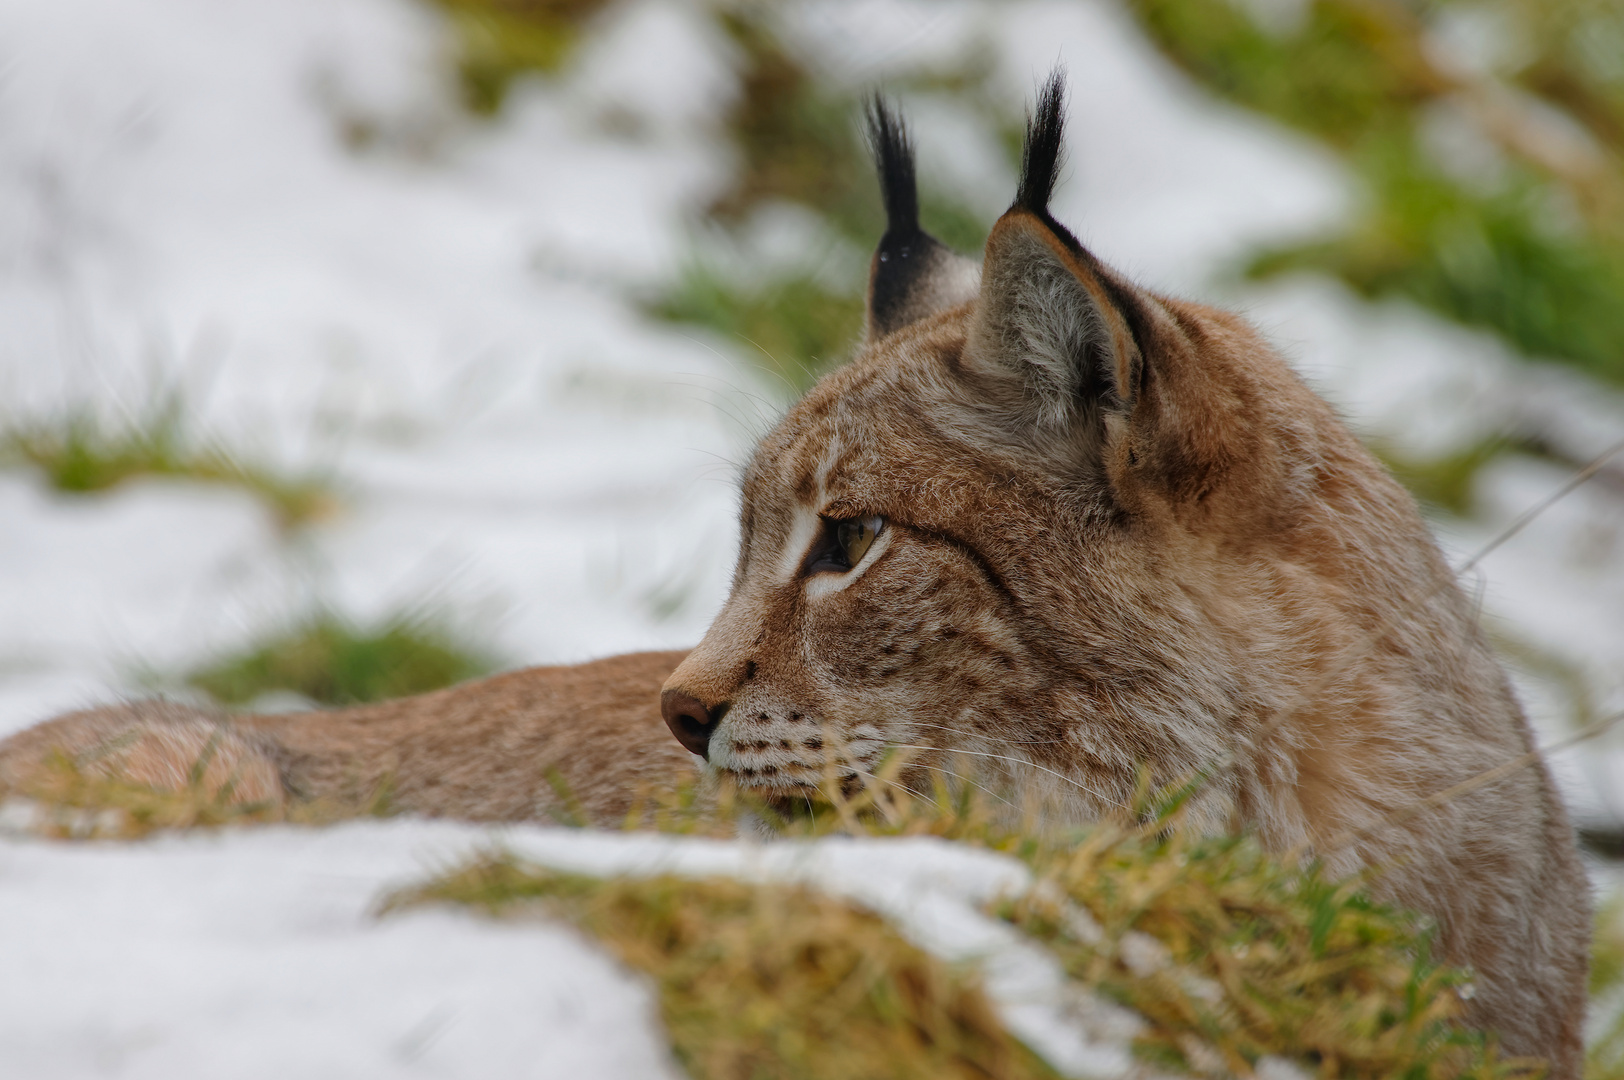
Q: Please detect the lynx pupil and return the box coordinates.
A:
[837,516,881,568]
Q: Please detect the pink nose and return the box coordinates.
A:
[661,688,727,759]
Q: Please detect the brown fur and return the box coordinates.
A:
[660,204,1589,1068]
[0,651,693,826]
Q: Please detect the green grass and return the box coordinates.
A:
[2,736,1584,1077]
[2,745,283,840]
[645,264,865,395]
[428,0,612,114]
[1124,0,1624,384]
[1246,159,1624,385]
[770,775,1534,1078]
[1591,895,1624,1080]
[0,400,336,529]
[186,612,499,707]
[381,765,1535,1080]
[0,738,395,840]
[384,857,1061,1080]
[1369,436,1512,517]
[1006,827,1531,1079]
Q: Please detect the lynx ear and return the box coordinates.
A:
[864,98,980,339]
[965,72,1146,431]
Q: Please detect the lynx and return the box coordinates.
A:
[0,75,1588,1069]
[659,79,1588,1068]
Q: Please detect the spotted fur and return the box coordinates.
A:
[662,76,1589,1069]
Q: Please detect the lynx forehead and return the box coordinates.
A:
[660,74,1589,1069]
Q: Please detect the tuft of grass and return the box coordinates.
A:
[0,734,1572,1077]
[1590,895,1624,1080]
[0,399,337,529]
[383,855,1060,1080]
[779,771,1534,1077]
[1370,436,1511,517]
[187,612,499,707]
[2,746,282,841]
[1005,826,1534,1080]
[0,744,395,841]
[450,762,1531,1079]
[645,264,865,395]
[429,0,612,114]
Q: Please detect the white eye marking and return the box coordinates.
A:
[806,525,892,599]
[775,503,824,585]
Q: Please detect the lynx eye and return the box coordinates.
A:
[804,515,885,575]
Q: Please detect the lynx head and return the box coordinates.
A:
[660,72,1430,818]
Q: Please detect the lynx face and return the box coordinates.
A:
[660,88,1344,819]
[664,308,1231,815]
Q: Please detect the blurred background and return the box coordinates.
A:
[0,0,1621,843]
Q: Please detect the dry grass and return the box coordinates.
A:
[1006,826,1535,1079]
[1,746,280,840]
[381,761,1529,1080]
[0,742,389,840]
[382,855,1060,1080]
[1588,895,1624,1080]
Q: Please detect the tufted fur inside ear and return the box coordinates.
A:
[967,215,1136,430]
[963,71,1144,432]
[864,97,979,339]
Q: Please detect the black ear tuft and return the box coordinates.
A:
[1015,69,1067,218]
[863,94,980,338]
[865,95,920,240]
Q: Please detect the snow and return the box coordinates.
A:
[0,0,1621,1073]
[0,820,1147,1079]
[0,823,687,1080]
[0,0,750,719]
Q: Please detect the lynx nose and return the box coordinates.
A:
[661,689,728,759]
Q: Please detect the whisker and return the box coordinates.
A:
[856,757,1022,812]
[1457,435,1624,574]
[903,718,1069,748]
[733,332,810,402]
[887,743,1122,807]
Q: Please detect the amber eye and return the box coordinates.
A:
[805,515,885,575]
[837,517,881,567]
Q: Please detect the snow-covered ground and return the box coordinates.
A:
[1,0,1621,1074]
[0,822,1146,1080]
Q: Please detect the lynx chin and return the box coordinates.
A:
[0,71,1589,1073]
